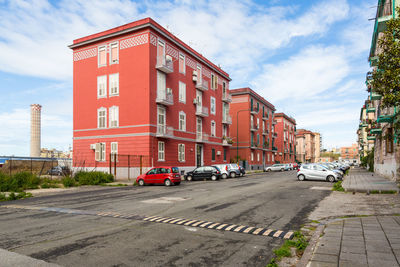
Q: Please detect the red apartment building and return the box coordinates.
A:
[69,18,232,177]
[229,88,276,170]
[273,113,296,163]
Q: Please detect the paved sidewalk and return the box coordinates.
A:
[0,248,60,267]
[308,216,400,267]
[342,168,399,193]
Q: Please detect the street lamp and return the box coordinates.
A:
[236,109,251,164]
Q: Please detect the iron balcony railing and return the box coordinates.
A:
[156,55,174,73]
[196,132,209,142]
[196,79,209,91]
[156,125,174,138]
[222,93,232,103]
[195,105,209,117]
[222,114,232,124]
[156,91,174,106]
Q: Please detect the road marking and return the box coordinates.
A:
[1,205,294,240]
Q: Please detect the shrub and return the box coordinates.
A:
[62,176,76,187]
[333,181,345,192]
[74,171,114,185]
[0,192,33,202]
[0,172,40,192]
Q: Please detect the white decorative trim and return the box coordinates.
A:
[186,57,197,69]
[150,33,157,46]
[120,33,148,49]
[166,44,179,59]
[74,48,97,61]
[203,67,211,79]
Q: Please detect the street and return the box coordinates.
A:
[0,170,332,266]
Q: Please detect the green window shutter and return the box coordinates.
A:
[212,149,215,160]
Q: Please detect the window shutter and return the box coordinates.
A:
[99,48,106,66]
[95,143,100,161]
[111,44,118,63]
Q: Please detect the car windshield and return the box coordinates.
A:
[320,165,331,170]
[171,167,179,173]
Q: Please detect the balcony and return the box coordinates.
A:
[366,107,376,113]
[250,124,259,132]
[370,92,382,101]
[367,135,376,141]
[262,115,268,121]
[196,132,209,143]
[370,127,382,135]
[272,146,278,151]
[250,141,258,149]
[156,125,174,138]
[272,120,277,125]
[222,114,232,125]
[222,137,233,146]
[377,114,394,123]
[195,105,209,117]
[222,93,232,103]
[272,132,278,138]
[250,105,259,114]
[196,79,209,91]
[263,142,269,150]
[377,0,392,22]
[156,55,174,74]
[156,91,173,106]
[262,129,269,135]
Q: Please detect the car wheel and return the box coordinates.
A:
[298,174,305,181]
[164,179,171,186]
[281,168,284,172]
[211,175,217,181]
[138,179,145,186]
[174,182,181,186]
[327,175,335,183]
[186,175,193,181]
[266,169,271,172]
[222,173,228,179]
[230,172,236,178]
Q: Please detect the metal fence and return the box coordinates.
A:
[109,154,153,180]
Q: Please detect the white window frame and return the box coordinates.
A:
[98,45,107,67]
[178,144,185,162]
[251,152,254,161]
[110,42,119,64]
[95,142,106,162]
[97,107,107,129]
[179,81,186,103]
[210,96,216,115]
[211,120,216,137]
[179,53,185,74]
[109,73,119,96]
[97,75,107,98]
[111,142,118,162]
[179,111,186,131]
[109,106,119,128]
[158,141,165,161]
[257,153,260,162]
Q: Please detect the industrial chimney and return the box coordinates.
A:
[30,104,42,157]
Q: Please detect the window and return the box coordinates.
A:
[157,70,166,96]
[157,40,165,65]
[179,53,185,74]
[211,73,218,90]
[158,141,165,161]
[157,106,166,133]
[179,111,186,131]
[210,97,216,115]
[109,73,119,96]
[98,108,107,128]
[257,153,260,162]
[251,152,254,161]
[110,42,118,64]
[223,125,227,137]
[97,75,107,98]
[212,148,216,161]
[211,121,216,137]
[257,134,260,145]
[98,45,106,67]
[257,118,260,128]
[109,106,119,128]
[178,144,185,162]
[95,143,106,161]
[223,148,227,161]
[179,81,186,103]
[111,142,118,162]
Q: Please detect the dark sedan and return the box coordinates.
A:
[185,166,222,181]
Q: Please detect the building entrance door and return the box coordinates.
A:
[196,144,203,167]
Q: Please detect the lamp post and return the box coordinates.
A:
[236,109,252,165]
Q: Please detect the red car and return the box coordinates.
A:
[136,166,181,186]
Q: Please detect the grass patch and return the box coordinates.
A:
[369,190,397,194]
[339,214,370,219]
[0,172,41,192]
[266,258,279,267]
[332,181,345,192]
[310,220,320,224]
[40,178,61,189]
[100,183,128,187]
[62,176,76,187]
[0,192,33,201]
[74,171,114,185]
[268,231,309,265]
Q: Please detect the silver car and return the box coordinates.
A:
[265,164,286,172]
[297,163,339,182]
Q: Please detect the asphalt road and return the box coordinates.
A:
[0,170,332,267]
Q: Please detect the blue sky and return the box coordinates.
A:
[0,0,376,156]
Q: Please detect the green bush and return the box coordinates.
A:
[0,172,40,192]
[333,181,345,192]
[74,171,114,185]
[62,176,76,187]
[0,192,33,202]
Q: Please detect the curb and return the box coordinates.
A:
[296,224,325,267]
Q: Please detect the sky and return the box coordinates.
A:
[0,0,376,156]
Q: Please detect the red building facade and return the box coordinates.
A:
[229,88,276,170]
[273,113,296,163]
[69,18,231,177]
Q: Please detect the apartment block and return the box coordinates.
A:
[295,129,320,163]
[273,113,296,163]
[69,18,232,177]
[229,88,276,170]
[340,144,359,162]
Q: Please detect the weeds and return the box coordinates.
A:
[268,231,309,265]
[62,176,76,187]
[74,171,114,185]
[0,192,33,201]
[332,181,345,192]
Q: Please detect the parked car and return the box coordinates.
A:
[136,166,181,186]
[265,164,286,172]
[292,163,299,170]
[228,163,245,177]
[47,166,70,176]
[212,164,241,179]
[185,166,222,181]
[239,166,246,176]
[297,164,340,182]
[319,163,343,179]
[286,164,294,170]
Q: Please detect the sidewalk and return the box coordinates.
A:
[342,167,399,193]
[308,216,400,267]
[0,248,60,267]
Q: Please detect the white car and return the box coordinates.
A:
[265,164,286,172]
[297,163,340,182]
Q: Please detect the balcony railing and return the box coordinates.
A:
[195,105,209,117]
[272,146,278,151]
[262,129,269,135]
[272,132,278,138]
[156,55,174,73]
[263,142,269,149]
[196,79,209,91]
[156,125,174,138]
[156,91,173,106]
[222,137,233,146]
[250,123,259,132]
[250,105,259,114]
[222,114,232,124]
[222,93,232,103]
[196,132,209,142]
[250,141,258,149]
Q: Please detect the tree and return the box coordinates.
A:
[371,7,400,110]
